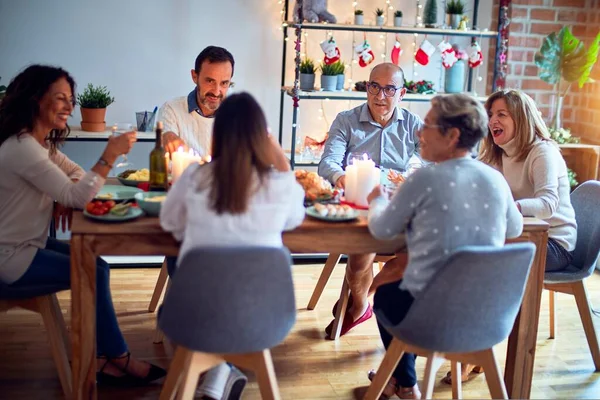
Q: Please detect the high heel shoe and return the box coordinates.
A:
[96,352,167,387]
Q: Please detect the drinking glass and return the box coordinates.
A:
[111,123,134,169]
[346,152,365,167]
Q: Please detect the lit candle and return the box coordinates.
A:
[354,154,378,207]
[345,164,358,204]
[171,147,187,183]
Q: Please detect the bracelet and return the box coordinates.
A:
[97,158,113,169]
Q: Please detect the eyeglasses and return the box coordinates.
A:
[367,82,403,97]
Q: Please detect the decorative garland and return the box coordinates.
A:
[495,0,511,90]
[292,0,303,108]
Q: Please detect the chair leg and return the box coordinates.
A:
[451,361,462,399]
[149,259,170,312]
[422,354,444,399]
[477,348,507,400]
[364,338,406,400]
[571,281,600,370]
[329,276,350,340]
[549,289,556,339]
[37,295,72,399]
[154,279,173,344]
[160,347,193,400]
[252,349,282,400]
[307,253,341,310]
[175,352,222,400]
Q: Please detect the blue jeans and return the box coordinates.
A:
[545,238,574,272]
[10,237,128,357]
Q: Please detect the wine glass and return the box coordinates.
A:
[111,123,134,169]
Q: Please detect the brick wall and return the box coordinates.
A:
[487,0,600,144]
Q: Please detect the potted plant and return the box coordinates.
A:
[320,62,338,91]
[77,83,115,132]
[394,10,403,27]
[375,8,385,27]
[354,9,364,25]
[333,61,345,90]
[299,58,316,91]
[423,0,437,28]
[535,26,600,132]
[446,0,465,29]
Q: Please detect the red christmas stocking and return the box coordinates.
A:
[320,37,341,65]
[391,41,403,65]
[355,41,375,67]
[415,39,436,66]
[468,41,483,68]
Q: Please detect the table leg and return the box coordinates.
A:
[504,231,548,399]
[71,234,98,399]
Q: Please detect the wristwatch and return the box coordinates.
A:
[97,158,113,168]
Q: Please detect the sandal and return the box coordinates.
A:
[96,352,167,387]
[441,364,483,385]
[367,369,397,399]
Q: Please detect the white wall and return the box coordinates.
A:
[0,0,493,159]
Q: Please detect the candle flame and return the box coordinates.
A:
[177,146,185,153]
[362,153,368,161]
[205,155,212,163]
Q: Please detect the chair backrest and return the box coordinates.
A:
[158,247,296,354]
[0,281,69,300]
[570,181,600,276]
[382,243,535,353]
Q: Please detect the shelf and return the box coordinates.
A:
[283,22,497,38]
[66,128,155,142]
[282,87,488,103]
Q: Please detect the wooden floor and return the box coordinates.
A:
[1,263,599,399]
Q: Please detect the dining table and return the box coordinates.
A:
[69,210,548,399]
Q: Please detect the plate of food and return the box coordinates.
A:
[295,170,339,205]
[117,168,149,187]
[305,203,358,222]
[83,201,144,222]
[94,185,143,201]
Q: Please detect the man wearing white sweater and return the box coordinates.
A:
[158,46,235,156]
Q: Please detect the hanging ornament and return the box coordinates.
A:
[438,40,458,69]
[320,37,341,65]
[355,40,375,67]
[468,41,483,68]
[414,39,435,66]
[391,39,403,65]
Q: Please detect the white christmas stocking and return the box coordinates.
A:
[415,39,435,66]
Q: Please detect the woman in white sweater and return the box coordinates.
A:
[0,65,166,386]
[480,89,577,272]
[160,92,305,399]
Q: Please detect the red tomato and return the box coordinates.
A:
[101,206,110,215]
[105,200,116,209]
[94,200,104,207]
[85,203,96,213]
[90,207,104,216]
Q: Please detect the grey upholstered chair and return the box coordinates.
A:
[364,243,536,400]
[158,247,296,400]
[0,282,71,398]
[545,180,600,370]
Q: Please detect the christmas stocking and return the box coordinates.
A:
[391,40,403,65]
[355,41,375,67]
[415,39,435,66]
[438,40,458,69]
[320,37,341,65]
[468,41,483,68]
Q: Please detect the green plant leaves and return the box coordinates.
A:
[77,83,114,108]
[579,31,600,87]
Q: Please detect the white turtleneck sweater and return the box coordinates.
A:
[498,138,577,251]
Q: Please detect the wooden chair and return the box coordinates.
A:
[148,259,169,313]
[0,282,72,398]
[158,247,296,400]
[307,253,394,340]
[364,244,535,400]
[545,181,600,370]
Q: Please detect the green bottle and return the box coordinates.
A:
[149,121,169,192]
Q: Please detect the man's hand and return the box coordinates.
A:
[163,132,188,154]
[367,184,390,204]
[53,202,73,233]
[335,175,346,189]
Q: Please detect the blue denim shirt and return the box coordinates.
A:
[318,103,424,184]
[187,88,214,118]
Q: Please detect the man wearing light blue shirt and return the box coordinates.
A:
[318,63,424,338]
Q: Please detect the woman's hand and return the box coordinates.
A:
[387,169,405,186]
[53,202,73,233]
[266,134,291,172]
[103,131,137,164]
[367,184,390,204]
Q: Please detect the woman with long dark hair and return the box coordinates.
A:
[0,64,166,385]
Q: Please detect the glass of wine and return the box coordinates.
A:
[111,123,134,169]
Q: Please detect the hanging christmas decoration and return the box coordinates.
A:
[391,38,403,65]
[292,0,304,108]
[494,0,511,90]
[320,37,341,65]
[468,41,483,68]
[438,40,458,69]
[355,40,375,67]
[415,0,423,27]
[415,39,436,66]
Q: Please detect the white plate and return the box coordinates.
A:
[305,205,358,222]
[83,207,144,222]
[94,185,143,201]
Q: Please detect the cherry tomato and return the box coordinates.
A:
[105,200,116,209]
[94,200,104,207]
[101,206,110,215]
[90,207,104,216]
[86,203,96,213]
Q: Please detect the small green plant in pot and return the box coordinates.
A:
[375,8,385,27]
[446,0,465,29]
[320,62,338,91]
[354,9,364,25]
[535,26,600,135]
[332,61,346,90]
[299,58,316,91]
[77,83,115,132]
[394,10,403,27]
